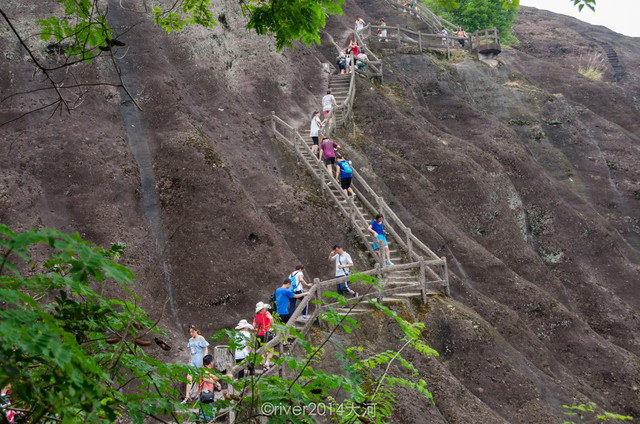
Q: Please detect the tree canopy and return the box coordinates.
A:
[0,225,195,423]
[425,0,519,43]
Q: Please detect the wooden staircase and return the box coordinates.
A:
[219,20,450,422]
[327,74,351,127]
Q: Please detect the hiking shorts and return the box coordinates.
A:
[325,157,336,165]
[312,136,319,145]
[340,177,352,190]
[373,234,388,250]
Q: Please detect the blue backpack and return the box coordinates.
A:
[339,161,352,175]
[289,271,300,292]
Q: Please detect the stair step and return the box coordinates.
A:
[381,297,405,302]
[394,292,423,297]
[336,308,369,315]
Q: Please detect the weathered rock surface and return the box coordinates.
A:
[1,1,639,422]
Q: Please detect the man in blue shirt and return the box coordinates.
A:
[368,214,394,266]
[275,278,309,324]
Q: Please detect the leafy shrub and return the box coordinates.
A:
[422,0,519,45]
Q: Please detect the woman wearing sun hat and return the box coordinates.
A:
[234,319,253,378]
[253,301,274,371]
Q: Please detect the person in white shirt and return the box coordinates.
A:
[309,111,323,159]
[328,244,358,298]
[321,90,337,127]
[287,265,313,318]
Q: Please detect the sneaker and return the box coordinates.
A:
[353,291,359,298]
[352,193,356,199]
[327,181,332,185]
[386,261,395,266]
[181,398,190,404]
[302,315,309,320]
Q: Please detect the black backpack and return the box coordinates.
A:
[269,290,277,313]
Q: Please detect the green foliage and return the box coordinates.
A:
[572,0,596,12]
[242,0,345,51]
[425,0,519,44]
[0,225,191,423]
[37,0,111,63]
[211,272,438,423]
[436,0,594,11]
[562,401,633,423]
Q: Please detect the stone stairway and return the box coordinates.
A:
[583,34,626,82]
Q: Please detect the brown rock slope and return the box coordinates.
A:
[1,1,639,422]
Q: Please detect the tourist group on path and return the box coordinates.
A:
[182,209,395,419]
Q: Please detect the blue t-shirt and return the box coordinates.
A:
[337,161,352,178]
[275,287,295,315]
[370,219,384,235]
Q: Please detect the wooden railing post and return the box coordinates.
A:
[419,257,426,304]
[406,227,413,260]
[271,111,276,132]
[418,32,422,52]
[442,256,450,296]
[375,262,383,302]
[397,25,401,47]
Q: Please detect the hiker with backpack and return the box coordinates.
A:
[288,265,313,319]
[337,48,347,74]
[368,213,394,266]
[253,301,273,371]
[234,320,253,379]
[336,157,356,201]
[276,278,309,325]
[329,244,358,298]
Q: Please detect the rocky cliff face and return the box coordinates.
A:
[1,0,639,422]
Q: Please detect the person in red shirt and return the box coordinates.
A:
[253,301,273,371]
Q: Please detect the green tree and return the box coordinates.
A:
[0,224,196,423]
[424,0,519,44]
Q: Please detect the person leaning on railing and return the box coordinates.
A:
[456,26,467,48]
